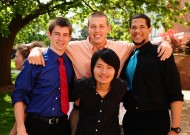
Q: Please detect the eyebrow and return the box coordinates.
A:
[53,32,69,34]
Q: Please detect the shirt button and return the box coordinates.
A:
[96,93,98,95]
[56,97,58,100]
[100,110,102,112]
[52,108,55,110]
[96,129,98,132]
[59,87,60,90]
[136,107,138,110]
[98,120,100,122]
[101,100,103,102]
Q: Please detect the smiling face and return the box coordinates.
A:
[93,58,115,85]
[47,25,71,55]
[88,16,111,49]
[130,18,152,47]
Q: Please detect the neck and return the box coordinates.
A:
[50,46,65,56]
[96,82,111,92]
[89,38,107,50]
[94,43,106,50]
[96,82,111,98]
[134,40,149,49]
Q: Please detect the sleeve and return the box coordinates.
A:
[119,79,128,102]
[11,60,40,106]
[162,54,184,103]
[69,78,85,102]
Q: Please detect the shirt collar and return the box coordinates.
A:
[86,36,109,52]
[45,47,67,63]
[135,41,151,54]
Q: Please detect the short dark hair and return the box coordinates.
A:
[91,48,120,80]
[48,17,72,35]
[130,13,151,28]
[88,11,109,27]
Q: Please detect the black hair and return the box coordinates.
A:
[130,13,151,28]
[91,48,120,80]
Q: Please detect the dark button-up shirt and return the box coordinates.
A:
[120,41,183,113]
[12,47,74,117]
[70,78,127,135]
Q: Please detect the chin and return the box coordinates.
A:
[99,79,111,84]
[133,39,145,46]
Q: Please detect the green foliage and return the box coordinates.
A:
[11,60,15,70]
[0,92,15,135]
[1,0,190,43]
[14,15,50,45]
[68,0,190,40]
[11,60,19,83]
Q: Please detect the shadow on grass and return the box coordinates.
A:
[0,92,15,135]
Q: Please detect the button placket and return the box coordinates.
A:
[96,98,104,133]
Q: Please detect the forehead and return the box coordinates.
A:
[51,25,70,33]
[96,58,111,66]
[96,58,106,64]
[131,18,147,26]
[89,16,108,26]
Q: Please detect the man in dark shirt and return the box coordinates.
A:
[120,13,184,135]
[12,17,74,135]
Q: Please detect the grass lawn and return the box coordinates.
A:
[0,92,15,135]
[0,60,18,135]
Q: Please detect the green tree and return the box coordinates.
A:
[0,0,83,87]
[0,0,190,87]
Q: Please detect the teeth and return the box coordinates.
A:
[94,35,101,38]
[57,43,65,45]
[100,76,108,79]
[135,35,141,38]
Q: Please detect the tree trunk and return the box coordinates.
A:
[0,37,14,87]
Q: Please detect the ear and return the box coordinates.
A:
[69,34,72,41]
[129,28,133,36]
[47,31,51,39]
[149,27,152,33]
[86,25,90,34]
[107,25,111,33]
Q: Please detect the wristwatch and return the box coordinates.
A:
[171,127,181,133]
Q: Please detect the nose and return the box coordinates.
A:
[94,27,101,32]
[58,35,63,41]
[100,68,107,74]
[134,28,141,33]
[58,34,67,42]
